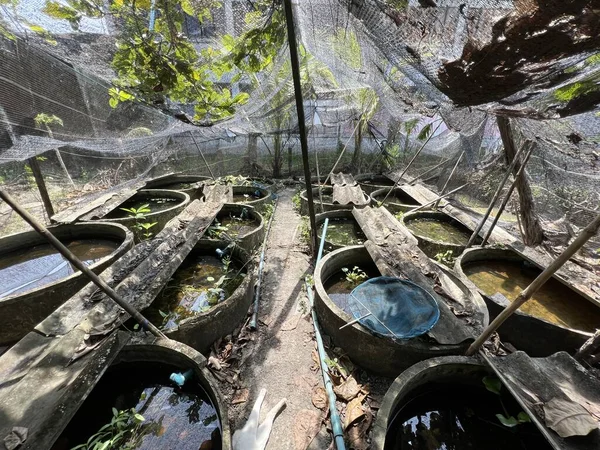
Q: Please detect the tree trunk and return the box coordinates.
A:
[497,116,544,246]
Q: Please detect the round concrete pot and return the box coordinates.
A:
[372,356,491,450]
[102,189,190,237]
[455,247,599,356]
[144,174,210,199]
[314,246,474,377]
[208,204,265,253]
[231,186,272,212]
[402,210,477,259]
[371,187,421,213]
[355,173,396,194]
[56,338,231,450]
[159,240,255,354]
[300,187,371,215]
[0,222,133,345]
[315,210,365,253]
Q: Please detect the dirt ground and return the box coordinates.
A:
[207,187,392,449]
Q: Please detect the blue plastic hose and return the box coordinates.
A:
[307,218,346,450]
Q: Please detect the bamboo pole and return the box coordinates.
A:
[27,157,55,221]
[315,149,324,213]
[380,120,443,205]
[481,141,535,246]
[406,183,469,213]
[433,150,464,209]
[282,0,318,254]
[466,211,600,356]
[189,131,216,180]
[465,140,529,248]
[408,158,450,185]
[0,189,168,339]
[576,329,600,365]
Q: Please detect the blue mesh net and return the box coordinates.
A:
[348,276,440,339]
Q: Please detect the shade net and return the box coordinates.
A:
[0,0,599,254]
[348,276,440,339]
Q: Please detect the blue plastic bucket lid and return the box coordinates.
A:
[348,276,440,339]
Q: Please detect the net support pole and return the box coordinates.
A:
[380,120,443,205]
[408,158,450,185]
[27,157,55,221]
[189,131,216,181]
[283,0,317,254]
[466,210,600,356]
[465,139,529,248]
[406,183,469,213]
[0,189,168,340]
[433,150,464,209]
[481,141,535,246]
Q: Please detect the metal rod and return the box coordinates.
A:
[0,189,168,339]
[282,0,317,254]
[27,157,55,221]
[315,148,324,213]
[481,141,535,246]
[466,210,600,355]
[189,131,216,180]
[339,312,371,330]
[465,140,529,248]
[408,158,450,185]
[306,218,346,450]
[406,183,469,213]
[433,150,464,209]
[249,199,278,330]
[381,120,443,205]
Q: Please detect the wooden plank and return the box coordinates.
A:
[203,183,232,203]
[79,188,140,220]
[80,200,222,334]
[0,330,130,449]
[36,200,216,337]
[353,207,484,344]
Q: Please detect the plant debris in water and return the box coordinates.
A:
[54,362,221,450]
[208,212,258,240]
[324,264,379,315]
[384,383,551,450]
[105,197,179,219]
[464,259,600,331]
[146,253,246,329]
[318,218,365,247]
[406,218,472,246]
[0,239,118,298]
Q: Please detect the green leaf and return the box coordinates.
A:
[517,411,531,423]
[112,407,118,417]
[496,414,519,427]
[483,376,502,394]
[109,97,119,108]
[133,413,145,422]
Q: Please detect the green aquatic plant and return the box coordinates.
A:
[342,266,367,287]
[71,408,146,450]
[483,376,531,428]
[434,250,455,267]
[120,204,158,240]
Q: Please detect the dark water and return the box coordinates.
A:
[210,213,259,239]
[385,384,551,450]
[406,218,471,246]
[0,239,118,298]
[145,252,246,329]
[318,218,365,246]
[52,361,221,450]
[374,190,419,206]
[324,263,381,315]
[105,196,180,219]
[464,260,600,331]
[361,177,395,186]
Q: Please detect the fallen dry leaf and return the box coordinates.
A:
[544,397,598,438]
[232,388,249,405]
[334,376,361,402]
[312,386,328,410]
[208,355,222,371]
[346,408,373,450]
[344,394,366,430]
[293,409,323,450]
